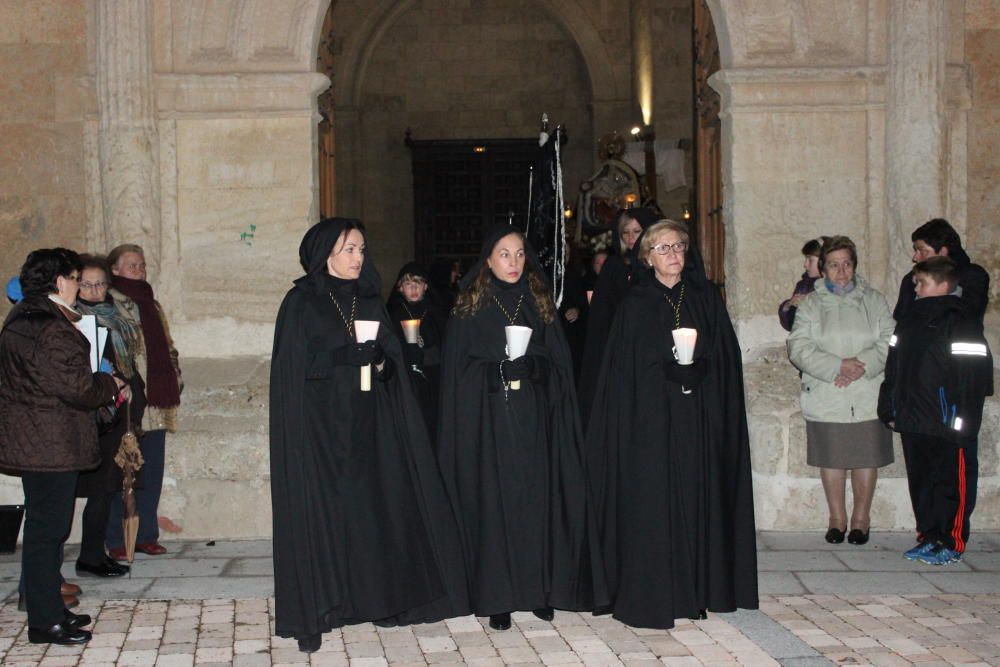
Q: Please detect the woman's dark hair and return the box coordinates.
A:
[818,236,858,272]
[453,231,556,324]
[912,218,961,254]
[19,247,82,298]
[79,254,111,281]
[801,237,828,257]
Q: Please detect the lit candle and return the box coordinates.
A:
[400,319,421,345]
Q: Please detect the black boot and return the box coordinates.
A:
[532,607,554,621]
[297,633,322,653]
[688,609,708,620]
[489,613,511,631]
[592,604,613,616]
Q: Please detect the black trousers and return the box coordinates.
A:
[902,433,976,552]
[21,471,78,628]
[79,491,116,565]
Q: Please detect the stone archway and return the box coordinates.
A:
[80,1,989,538]
[323,0,628,221]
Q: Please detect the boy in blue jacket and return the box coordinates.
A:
[879,257,994,565]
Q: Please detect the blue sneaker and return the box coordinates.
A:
[903,542,934,561]
[916,544,961,565]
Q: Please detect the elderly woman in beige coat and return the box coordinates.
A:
[787,236,895,545]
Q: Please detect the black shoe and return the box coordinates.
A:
[532,607,554,621]
[297,634,322,653]
[847,529,870,545]
[489,613,511,631]
[27,623,92,645]
[63,608,92,629]
[76,556,130,578]
[825,527,846,544]
[592,604,614,617]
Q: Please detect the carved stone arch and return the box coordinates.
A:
[703,0,735,70]
[330,0,624,109]
[170,0,331,73]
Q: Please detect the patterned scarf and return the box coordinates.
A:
[77,295,143,380]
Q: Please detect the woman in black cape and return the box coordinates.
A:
[578,207,660,417]
[437,224,607,631]
[585,219,758,629]
[385,262,447,441]
[269,218,469,653]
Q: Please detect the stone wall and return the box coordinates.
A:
[0,0,93,318]
[964,2,1000,354]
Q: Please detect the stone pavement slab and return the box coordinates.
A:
[0,533,998,664]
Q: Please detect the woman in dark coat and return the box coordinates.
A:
[437,224,607,632]
[385,262,447,441]
[269,218,468,653]
[585,220,758,629]
[75,255,146,578]
[578,207,660,417]
[0,248,123,645]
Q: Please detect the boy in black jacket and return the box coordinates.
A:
[879,257,994,565]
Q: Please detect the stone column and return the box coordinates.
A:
[885,0,947,286]
[96,0,161,274]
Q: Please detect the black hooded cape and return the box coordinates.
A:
[269,218,469,638]
[385,262,448,442]
[578,207,660,417]
[584,241,758,629]
[437,224,608,616]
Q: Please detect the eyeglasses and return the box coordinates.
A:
[79,281,108,290]
[650,242,688,255]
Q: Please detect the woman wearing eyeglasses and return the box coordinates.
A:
[787,236,895,545]
[585,220,758,629]
[74,256,145,579]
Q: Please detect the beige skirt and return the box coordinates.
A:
[806,419,894,469]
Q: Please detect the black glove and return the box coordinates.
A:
[331,341,385,367]
[664,358,708,389]
[403,343,424,367]
[499,355,550,383]
[500,356,532,382]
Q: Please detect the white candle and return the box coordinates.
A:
[400,319,421,345]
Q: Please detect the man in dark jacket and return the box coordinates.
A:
[893,218,990,323]
[880,257,994,566]
[0,249,123,645]
[891,219,991,562]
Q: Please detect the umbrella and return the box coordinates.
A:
[113,400,144,565]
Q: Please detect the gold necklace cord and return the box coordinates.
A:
[330,292,358,338]
[663,283,685,329]
[493,294,525,325]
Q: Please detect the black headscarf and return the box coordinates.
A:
[460,223,547,291]
[614,207,661,257]
[297,217,382,297]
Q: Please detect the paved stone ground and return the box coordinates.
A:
[0,532,999,665]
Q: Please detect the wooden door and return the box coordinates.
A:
[409,139,536,268]
[693,0,724,290]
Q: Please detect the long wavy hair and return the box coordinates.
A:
[453,253,556,324]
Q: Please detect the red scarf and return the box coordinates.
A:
[112,276,180,408]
